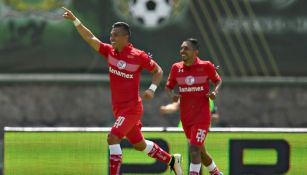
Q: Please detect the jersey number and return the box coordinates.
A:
[196,129,206,143]
[114,116,125,128]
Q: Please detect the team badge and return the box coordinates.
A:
[185,76,195,85]
[117,60,127,70]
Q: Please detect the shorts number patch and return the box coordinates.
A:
[196,129,206,143]
[114,116,125,128]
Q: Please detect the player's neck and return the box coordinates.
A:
[116,42,129,52]
[184,57,196,66]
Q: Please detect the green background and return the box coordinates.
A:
[1,0,307,76]
[4,131,307,175]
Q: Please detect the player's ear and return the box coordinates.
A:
[195,50,199,55]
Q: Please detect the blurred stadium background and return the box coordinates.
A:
[0,0,307,174]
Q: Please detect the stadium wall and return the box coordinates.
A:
[1,76,307,175]
[0,75,306,131]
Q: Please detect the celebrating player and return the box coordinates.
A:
[165,38,223,175]
[62,7,182,175]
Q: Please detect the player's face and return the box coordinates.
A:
[180,41,195,62]
[110,27,128,51]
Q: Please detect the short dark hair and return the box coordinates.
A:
[112,22,131,37]
[185,38,199,50]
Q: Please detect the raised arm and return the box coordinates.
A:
[62,7,101,51]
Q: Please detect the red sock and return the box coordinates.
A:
[210,168,221,175]
[189,172,199,175]
[147,143,171,164]
[109,154,122,175]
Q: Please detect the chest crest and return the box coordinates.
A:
[185,76,195,85]
[117,60,127,69]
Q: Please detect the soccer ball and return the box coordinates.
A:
[129,0,173,28]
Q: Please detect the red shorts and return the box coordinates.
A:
[183,124,209,146]
[110,101,144,144]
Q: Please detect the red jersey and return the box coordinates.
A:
[166,57,221,126]
[99,43,156,110]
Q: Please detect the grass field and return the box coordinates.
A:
[4,131,307,175]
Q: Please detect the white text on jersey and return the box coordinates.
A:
[109,67,133,79]
[179,86,204,92]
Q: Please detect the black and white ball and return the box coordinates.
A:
[129,0,173,28]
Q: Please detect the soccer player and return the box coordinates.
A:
[165,38,223,175]
[62,7,182,175]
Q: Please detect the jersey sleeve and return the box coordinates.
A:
[98,42,113,59]
[207,61,221,84]
[139,51,157,72]
[166,64,177,89]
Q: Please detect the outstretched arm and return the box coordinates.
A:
[62,7,101,51]
[159,87,180,114]
[160,100,180,114]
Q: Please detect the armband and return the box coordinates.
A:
[148,84,157,92]
[73,18,81,27]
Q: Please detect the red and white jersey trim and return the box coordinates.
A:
[176,76,208,86]
[108,55,140,72]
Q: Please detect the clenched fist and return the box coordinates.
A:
[143,89,154,100]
